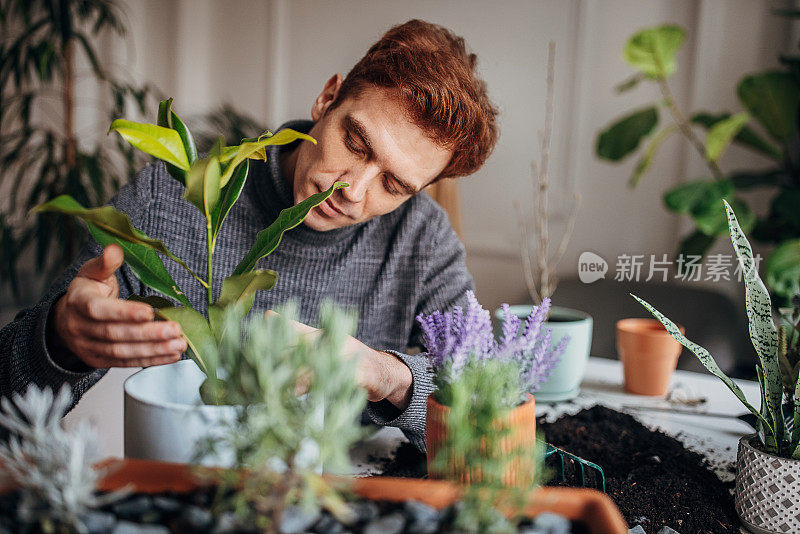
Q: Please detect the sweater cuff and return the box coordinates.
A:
[35,295,96,380]
[365,350,434,453]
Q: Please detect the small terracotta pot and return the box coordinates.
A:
[616,318,685,396]
[425,394,537,486]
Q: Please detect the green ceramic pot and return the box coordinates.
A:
[494,305,593,403]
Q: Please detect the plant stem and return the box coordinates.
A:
[657,78,724,180]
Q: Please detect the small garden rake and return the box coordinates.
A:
[541,441,606,493]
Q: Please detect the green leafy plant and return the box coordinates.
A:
[633,200,800,459]
[197,303,367,533]
[778,295,800,402]
[0,385,127,533]
[596,23,800,304]
[435,360,546,533]
[32,98,348,400]
[0,0,158,300]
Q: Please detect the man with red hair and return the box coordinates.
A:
[1,20,498,451]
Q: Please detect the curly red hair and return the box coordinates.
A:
[330,19,499,180]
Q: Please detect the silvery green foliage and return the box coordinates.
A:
[198,302,368,519]
[0,385,125,532]
[634,200,799,459]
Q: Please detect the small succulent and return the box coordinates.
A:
[417,290,568,406]
[197,303,367,530]
[0,385,126,533]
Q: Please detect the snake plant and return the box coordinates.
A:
[32,98,347,403]
[633,200,800,459]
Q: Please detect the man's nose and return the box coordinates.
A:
[340,162,378,203]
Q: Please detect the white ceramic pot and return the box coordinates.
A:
[735,434,800,534]
[123,359,237,467]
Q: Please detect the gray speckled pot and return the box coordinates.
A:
[735,434,800,534]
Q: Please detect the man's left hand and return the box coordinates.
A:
[265,311,413,410]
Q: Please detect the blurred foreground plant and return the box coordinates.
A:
[197,304,367,533]
[0,385,126,533]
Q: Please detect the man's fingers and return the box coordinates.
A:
[78,338,188,360]
[88,353,182,369]
[81,321,182,343]
[77,295,154,322]
[79,244,124,282]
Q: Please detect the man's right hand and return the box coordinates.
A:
[50,244,187,369]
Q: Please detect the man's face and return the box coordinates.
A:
[282,78,453,231]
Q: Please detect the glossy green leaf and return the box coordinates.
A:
[108,119,189,170]
[184,156,221,218]
[208,270,278,340]
[705,112,749,162]
[596,107,658,161]
[155,306,215,377]
[737,71,800,143]
[628,124,677,187]
[663,179,734,215]
[156,98,198,184]
[218,129,316,187]
[677,230,716,259]
[33,195,202,286]
[233,182,348,275]
[623,25,685,79]
[88,223,191,308]
[127,294,175,310]
[632,293,772,432]
[211,160,249,238]
[724,199,784,444]
[766,239,800,302]
[693,197,754,237]
[691,112,782,160]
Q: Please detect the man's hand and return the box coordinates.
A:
[50,244,187,369]
[265,311,413,410]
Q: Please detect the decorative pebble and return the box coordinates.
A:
[532,512,571,534]
[648,455,662,465]
[212,512,239,534]
[403,500,439,534]
[656,527,680,534]
[280,505,321,534]
[178,504,213,531]
[348,501,379,523]
[80,510,117,534]
[152,496,182,514]
[112,495,154,520]
[112,521,170,534]
[363,512,406,534]
[313,513,347,534]
[629,526,647,534]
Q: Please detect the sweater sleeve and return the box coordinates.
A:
[0,164,156,418]
[364,210,474,452]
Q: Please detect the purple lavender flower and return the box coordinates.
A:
[416,291,570,396]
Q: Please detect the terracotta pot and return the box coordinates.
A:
[426,394,537,486]
[735,434,800,534]
[90,458,628,534]
[616,318,684,396]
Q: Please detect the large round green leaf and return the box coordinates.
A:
[596,107,658,161]
[766,240,800,303]
[623,25,686,79]
[737,71,800,143]
[663,179,734,214]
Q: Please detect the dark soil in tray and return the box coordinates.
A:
[376,405,739,534]
[539,405,739,534]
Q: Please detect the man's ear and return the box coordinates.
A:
[311,74,343,122]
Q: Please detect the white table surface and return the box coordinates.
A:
[351,356,761,480]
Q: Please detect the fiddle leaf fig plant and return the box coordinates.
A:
[32,98,348,398]
[597,23,800,304]
[633,200,800,459]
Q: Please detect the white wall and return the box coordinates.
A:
[51,0,794,457]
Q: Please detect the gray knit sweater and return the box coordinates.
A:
[0,120,474,451]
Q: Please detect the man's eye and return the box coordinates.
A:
[344,134,366,156]
[382,175,402,196]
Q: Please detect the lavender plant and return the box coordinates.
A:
[0,385,126,533]
[417,290,568,406]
